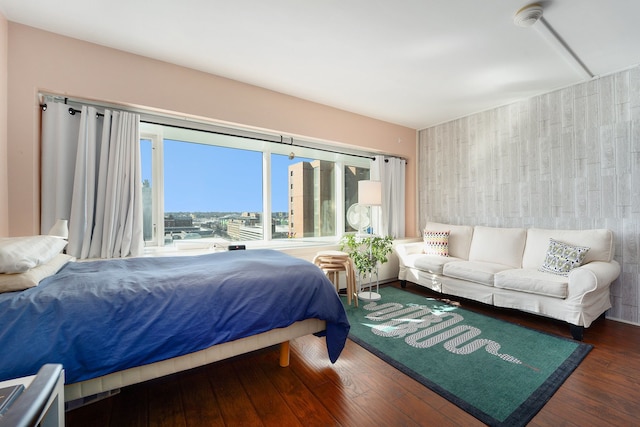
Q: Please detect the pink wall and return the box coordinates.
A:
[7,23,417,237]
[0,13,8,236]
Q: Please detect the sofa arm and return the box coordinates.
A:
[394,242,423,266]
[567,260,621,300]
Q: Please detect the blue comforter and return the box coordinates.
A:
[0,249,350,384]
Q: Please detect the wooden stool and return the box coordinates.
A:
[312,250,358,307]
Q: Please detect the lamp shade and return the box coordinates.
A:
[48,219,69,239]
[358,180,382,206]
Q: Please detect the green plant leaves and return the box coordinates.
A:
[339,234,393,274]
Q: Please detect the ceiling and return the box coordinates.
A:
[1,0,640,129]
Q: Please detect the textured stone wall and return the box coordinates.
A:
[418,66,640,325]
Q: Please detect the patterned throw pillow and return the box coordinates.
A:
[423,230,450,256]
[539,238,590,276]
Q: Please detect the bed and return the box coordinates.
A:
[0,241,350,403]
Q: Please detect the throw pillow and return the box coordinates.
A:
[423,230,450,256]
[539,238,590,276]
[0,236,68,274]
[0,254,74,293]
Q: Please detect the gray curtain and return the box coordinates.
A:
[40,102,81,234]
[371,155,406,238]
[41,102,144,259]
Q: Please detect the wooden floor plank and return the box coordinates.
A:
[262,355,342,425]
[179,367,225,427]
[109,385,148,427]
[232,353,303,427]
[147,375,187,427]
[207,361,265,426]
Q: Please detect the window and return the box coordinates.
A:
[140,138,154,242]
[140,122,370,247]
[344,165,370,232]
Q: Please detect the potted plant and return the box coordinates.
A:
[339,233,393,275]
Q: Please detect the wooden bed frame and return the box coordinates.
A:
[64,318,326,404]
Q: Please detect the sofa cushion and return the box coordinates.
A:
[495,268,568,299]
[413,255,463,275]
[423,230,449,256]
[522,228,613,269]
[539,238,589,276]
[467,226,526,268]
[443,260,511,287]
[399,253,424,269]
[424,222,474,259]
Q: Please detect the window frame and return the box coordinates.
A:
[140,122,370,247]
[140,131,164,246]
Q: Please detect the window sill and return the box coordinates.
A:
[142,238,342,260]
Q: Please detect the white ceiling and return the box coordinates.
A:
[2,0,640,129]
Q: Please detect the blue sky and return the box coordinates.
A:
[141,139,308,213]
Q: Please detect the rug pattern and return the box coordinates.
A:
[342,287,592,426]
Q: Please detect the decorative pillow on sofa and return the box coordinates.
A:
[423,230,450,256]
[539,238,589,276]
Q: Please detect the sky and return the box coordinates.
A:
[141,139,309,213]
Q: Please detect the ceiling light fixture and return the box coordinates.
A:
[514,3,594,79]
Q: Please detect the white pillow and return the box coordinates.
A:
[0,253,74,293]
[0,236,68,274]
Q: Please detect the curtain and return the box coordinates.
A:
[382,156,406,238]
[370,157,382,235]
[42,103,144,259]
[40,103,81,234]
[373,155,406,238]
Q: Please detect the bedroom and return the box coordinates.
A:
[1,1,640,426]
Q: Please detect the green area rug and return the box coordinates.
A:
[342,286,592,427]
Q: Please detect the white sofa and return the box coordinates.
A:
[394,222,621,340]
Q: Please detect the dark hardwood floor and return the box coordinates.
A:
[66,282,640,426]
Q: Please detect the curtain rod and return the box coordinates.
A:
[140,118,377,161]
[40,98,406,164]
